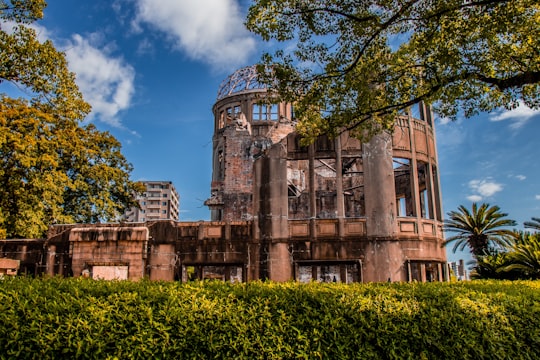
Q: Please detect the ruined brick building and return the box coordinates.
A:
[1,66,447,282]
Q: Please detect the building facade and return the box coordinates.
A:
[204,66,447,282]
[2,66,447,283]
[124,181,180,222]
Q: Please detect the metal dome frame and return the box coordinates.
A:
[216,66,267,100]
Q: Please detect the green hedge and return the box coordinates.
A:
[0,278,539,359]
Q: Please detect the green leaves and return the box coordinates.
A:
[1,278,540,359]
[443,203,517,257]
[1,1,90,119]
[246,0,540,140]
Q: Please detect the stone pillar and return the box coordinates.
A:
[362,132,403,282]
[149,244,175,281]
[407,112,421,219]
[308,143,317,239]
[363,132,396,237]
[335,135,345,238]
[361,240,405,282]
[256,145,292,282]
[46,245,56,276]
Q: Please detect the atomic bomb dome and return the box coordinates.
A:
[11,66,448,284]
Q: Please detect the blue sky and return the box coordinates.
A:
[4,1,540,262]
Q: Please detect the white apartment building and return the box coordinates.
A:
[124,181,180,222]
[448,259,469,281]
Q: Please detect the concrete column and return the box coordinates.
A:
[46,245,56,276]
[363,132,396,237]
[268,243,291,282]
[335,135,345,238]
[149,244,175,281]
[308,143,317,239]
[408,112,420,220]
[362,132,405,282]
[361,240,405,282]
[256,145,292,281]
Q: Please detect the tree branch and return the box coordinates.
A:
[474,71,540,90]
[281,6,377,24]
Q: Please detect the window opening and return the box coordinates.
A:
[417,161,432,219]
[252,103,279,121]
[393,158,414,216]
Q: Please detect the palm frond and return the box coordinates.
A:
[524,217,540,232]
[443,203,516,257]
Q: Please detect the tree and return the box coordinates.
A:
[1,0,89,119]
[500,231,540,279]
[473,252,516,280]
[443,203,516,258]
[246,0,540,142]
[0,1,142,238]
[0,97,143,238]
[524,217,540,232]
[59,123,145,224]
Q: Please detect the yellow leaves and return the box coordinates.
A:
[0,0,46,23]
[0,96,137,237]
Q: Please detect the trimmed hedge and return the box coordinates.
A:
[0,278,539,359]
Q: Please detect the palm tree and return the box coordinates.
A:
[473,252,513,280]
[524,217,540,232]
[501,231,540,279]
[443,203,517,258]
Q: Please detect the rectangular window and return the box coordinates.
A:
[393,158,414,217]
[397,197,407,217]
[252,103,279,121]
[270,104,278,121]
[252,104,262,121]
[233,105,241,117]
[162,201,167,206]
[163,194,167,198]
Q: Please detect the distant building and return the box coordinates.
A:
[448,260,469,281]
[124,181,180,222]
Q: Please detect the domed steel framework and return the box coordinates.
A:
[216,66,267,100]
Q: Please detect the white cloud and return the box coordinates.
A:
[490,102,540,129]
[467,178,503,201]
[536,195,540,200]
[507,174,527,181]
[4,23,136,127]
[466,195,483,202]
[469,179,503,197]
[64,34,135,127]
[133,0,256,71]
[437,116,452,125]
